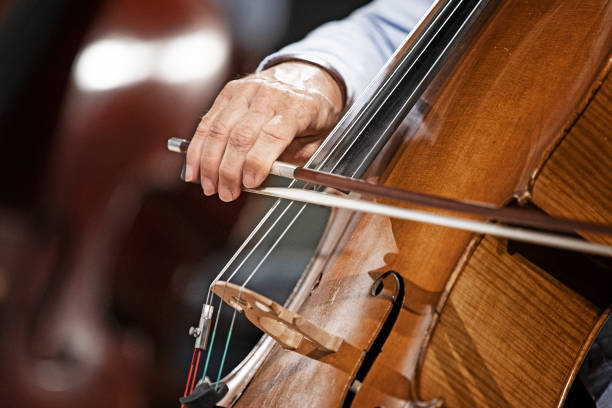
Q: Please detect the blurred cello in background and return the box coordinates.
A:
[0,0,240,406]
[175,0,612,407]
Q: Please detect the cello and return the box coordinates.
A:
[174,0,612,406]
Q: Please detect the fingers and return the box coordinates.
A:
[186,62,344,202]
[187,80,258,197]
[199,96,251,197]
[278,134,326,165]
[217,111,272,201]
[243,114,298,188]
[185,90,230,183]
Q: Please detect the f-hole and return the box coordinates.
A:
[342,270,404,407]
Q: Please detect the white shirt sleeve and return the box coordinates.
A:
[257,0,434,105]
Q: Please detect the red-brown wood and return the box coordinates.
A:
[230,0,612,407]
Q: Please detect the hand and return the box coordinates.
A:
[185,61,344,201]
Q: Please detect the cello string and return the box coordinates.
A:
[181,348,198,407]
[200,100,376,372]
[195,0,457,385]
[192,0,505,395]
[213,201,298,291]
[347,0,482,180]
[202,298,221,379]
[213,203,308,379]
[194,0,456,307]
[199,9,408,304]
[204,197,288,306]
[240,204,308,290]
[314,0,476,182]
[201,203,295,380]
[275,0,462,184]
[200,97,377,377]
[202,119,364,382]
[201,199,297,380]
[215,305,239,390]
[198,57,406,386]
[202,52,418,378]
[190,349,201,393]
[199,12,407,300]
[202,165,353,381]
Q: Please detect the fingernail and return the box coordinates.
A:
[202,178,214,195]
[243,170,256,188]
[185,165,193,181]
[219,186,233,202]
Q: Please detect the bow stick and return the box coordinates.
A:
[168,137,612,257]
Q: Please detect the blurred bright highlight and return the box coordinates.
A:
[74,28,230,91]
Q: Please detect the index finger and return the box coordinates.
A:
[185,85,233,182]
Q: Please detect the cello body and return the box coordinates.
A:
[216,0,612,406]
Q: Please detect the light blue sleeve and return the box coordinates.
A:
[258,0,434,105]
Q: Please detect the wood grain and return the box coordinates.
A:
[417,236,600,408]
[532,69,612,245]
[232,0,612,406]
[235,213,399,407]
[353,1,612,406]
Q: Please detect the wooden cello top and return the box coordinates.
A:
[230,0,612,407]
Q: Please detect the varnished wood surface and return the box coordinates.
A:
[233,0,612,406]
[352,1,612,406]
[417,236,600,407]
[211,281,366,376]
[532,67,612,245]
[236,213,398,407]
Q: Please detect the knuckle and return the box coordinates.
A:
[224,79,250,95]
[208,120,229,141]
[223,80,239,94]
[228,127,254,151]
[261,126,289,145]
[195,121,208,137]
[250,99,275,117]
[216,83,237,103]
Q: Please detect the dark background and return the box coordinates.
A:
[0,1,368,407]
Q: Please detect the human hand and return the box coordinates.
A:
[185,61,343,201]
